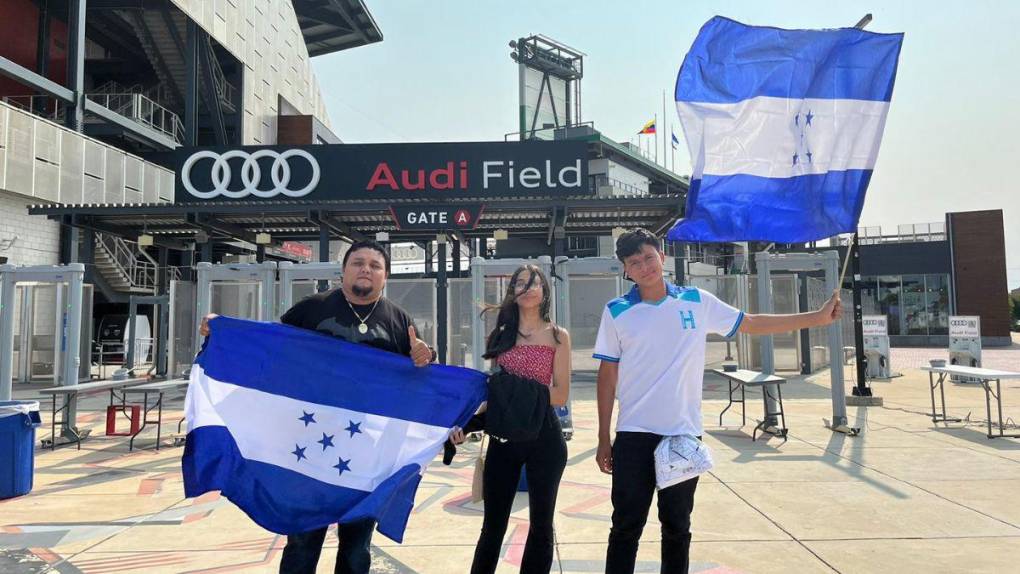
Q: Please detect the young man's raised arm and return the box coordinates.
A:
[739,290,842,335]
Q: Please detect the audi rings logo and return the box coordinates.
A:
[181,149,320,199]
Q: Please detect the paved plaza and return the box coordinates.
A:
[2,337,1019,573]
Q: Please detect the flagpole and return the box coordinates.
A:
[846,13,877,411]
[663,90,668,168]
[838,233,855,286]
[654,113,659,165]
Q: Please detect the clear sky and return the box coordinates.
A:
[312,1,1020,290]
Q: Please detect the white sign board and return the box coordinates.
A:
[949,316,981,338]
[862,315,888,336]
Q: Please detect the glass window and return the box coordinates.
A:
[859,277,880,315]
[926,274,951,335]
[877,276,902,335]
[901,275,927,335]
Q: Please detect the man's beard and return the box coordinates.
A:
[352,283,374,298]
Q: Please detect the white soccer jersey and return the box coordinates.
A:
[593,283,743,436]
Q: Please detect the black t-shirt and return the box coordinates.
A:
[279,288,417,357]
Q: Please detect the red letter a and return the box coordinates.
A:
[367,163,398,190]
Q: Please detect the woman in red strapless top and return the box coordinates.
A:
[468,264,571,574]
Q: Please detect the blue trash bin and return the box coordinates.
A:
[0,400,42,499]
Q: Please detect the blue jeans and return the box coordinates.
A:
[279,520,374,574]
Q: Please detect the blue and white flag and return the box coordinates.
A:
[668,17,903,243]
[182,317,487,542]
[671,131,680,150]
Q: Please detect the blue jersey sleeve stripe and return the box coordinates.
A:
[725,311,745,339]
[592,353,620,363]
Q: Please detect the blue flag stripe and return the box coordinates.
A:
[197,317,486,430]
[183,425,420,541]
[676,17,904,104]
[669,169,872,243]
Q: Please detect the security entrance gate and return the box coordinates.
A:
[553,257,626,372]
[277,261,344,319]
[193,262,277,356]
[468,256,636,440]
[0,265,87,425]
[755,251,853,434]
[469,256,555,371]
[125,294,169,377]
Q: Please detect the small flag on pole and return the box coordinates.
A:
[668,17,903,243]
[671,132,680,150]
[638,119,656,135]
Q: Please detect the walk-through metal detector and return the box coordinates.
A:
[471,255,627,441]
[0,265,85,420]
[277,261,343,319]
[2,280,92,385]
[167,279,198,379]
[194,262,277,356]
[755,251,856,435]
[125,294,170,377]
[470,256,554,371]
[552,256,625,332]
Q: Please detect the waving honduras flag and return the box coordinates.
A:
[668,17,903,243]
[182,317,487,542]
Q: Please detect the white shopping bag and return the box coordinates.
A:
[654,434,713,490]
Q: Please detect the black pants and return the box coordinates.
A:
[279,519,374,574]
[606,432,700,574]
[471,410,568,574]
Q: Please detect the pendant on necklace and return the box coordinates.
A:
[358,322,369,334]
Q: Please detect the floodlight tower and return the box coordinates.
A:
[509,35,585,140]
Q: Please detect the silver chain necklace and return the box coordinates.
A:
[345,295,380,334]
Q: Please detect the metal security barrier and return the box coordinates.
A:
[193,262,277,358]
[470,256,555,371]
[755,251,849,432]
[0,264,87,441]
[276,261,344,320]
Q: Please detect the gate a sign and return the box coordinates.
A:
[390,204,484,230]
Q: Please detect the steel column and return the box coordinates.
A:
[850,234,871,396]
[64,0,86,131]
[185,19,199,145]
[0,271,16,400]
[436,237,448,364]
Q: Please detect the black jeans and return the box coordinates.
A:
[606,432,700,574]
[471,409,568,574]
[279,519,374,574]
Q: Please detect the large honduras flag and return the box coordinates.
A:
[182,317,487,542]
[668,17,903,243]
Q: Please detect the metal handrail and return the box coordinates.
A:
[86,92,184,144]
[93,338,154,379]
[96,233,157,291]
[5,88,183,144]
[3,95,63,121]
[207,37,236,106]
[504,121,598,142]
[589,174,648,196]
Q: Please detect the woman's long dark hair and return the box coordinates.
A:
[482,265,559,359]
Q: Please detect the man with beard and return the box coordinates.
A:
[200,239,435,574]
